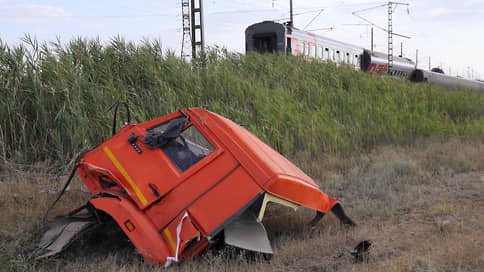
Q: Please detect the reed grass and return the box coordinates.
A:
[1,36,484,166]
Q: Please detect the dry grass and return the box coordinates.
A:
[1,137,483,271]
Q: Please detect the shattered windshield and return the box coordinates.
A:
[148,116,214,172]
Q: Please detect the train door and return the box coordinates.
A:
[303,41,309,57]
[286,37,292,55]
[252,34,277,53]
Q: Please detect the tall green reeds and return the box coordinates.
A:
[1,36,484,166]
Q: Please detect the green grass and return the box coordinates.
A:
[1,36,484,166]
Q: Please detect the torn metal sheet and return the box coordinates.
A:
[28,216,97,260]
[31,108,355,266]
[224,210,272,254]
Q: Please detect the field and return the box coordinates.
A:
[1,138,483,271]
[0,38,483,271]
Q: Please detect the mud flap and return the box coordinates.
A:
[331,203,356,226]
[224,211,273,254]
[27,216,98,260]
[309,203,356,227]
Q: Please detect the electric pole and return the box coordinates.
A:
[181,0,192,58]
[180,0,205,59]
[191,0,205,58]
[371,27,374,52]
[388,2,393,72]
[352,2,410,73]
[415,49,418,69]
[387,2,409,72]
[289,0,293,26]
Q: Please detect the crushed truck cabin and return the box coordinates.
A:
[29,108,355,266]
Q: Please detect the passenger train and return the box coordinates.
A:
[245,21,415,77]
[245,21,484,93]
[410,69,484,93]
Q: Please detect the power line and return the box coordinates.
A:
[352,3,411,39]
[0,13,172,19]
[352,2,411,72]
[307,23,370,32]
[306,27,334,32]
[273,8,329,22]
[303,9,324,30]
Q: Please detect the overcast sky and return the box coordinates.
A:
[1,0,483,79]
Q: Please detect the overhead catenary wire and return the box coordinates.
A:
[273,8,328,22]
[352,3,411,39]
[0,13,173,19]
[308,23,371,32]
[303,9,324,30]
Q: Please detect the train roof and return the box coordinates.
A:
[371,50,414,66]
[247,21,363,52]
[289,25,364,52]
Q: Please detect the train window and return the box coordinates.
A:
[310,44,316,58]
[252,34,277,54]
[292,39,298,55]
[290,38,298,55]
[336,50,340,62]
[324,48,329,61]
[299,40,304,56]
[346,53,350,64]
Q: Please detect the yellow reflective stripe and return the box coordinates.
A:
[164,228,177,252]
[103,146,148,205]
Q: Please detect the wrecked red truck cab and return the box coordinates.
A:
[29,108,354,266]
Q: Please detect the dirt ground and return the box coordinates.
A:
[0,137,483,271]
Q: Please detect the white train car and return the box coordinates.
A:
[410,69,484,93]
[245,21,415,77]
[246,21,484,93]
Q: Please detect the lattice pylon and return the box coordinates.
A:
[181,0,192,58]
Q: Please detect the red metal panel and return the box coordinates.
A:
[189,108,317,187]
[188,108,339,214]
[161,211,201,262]
[265,174,338,213]
[89,196,172,264]
[187,166,261,234]
[144,151,238,231]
